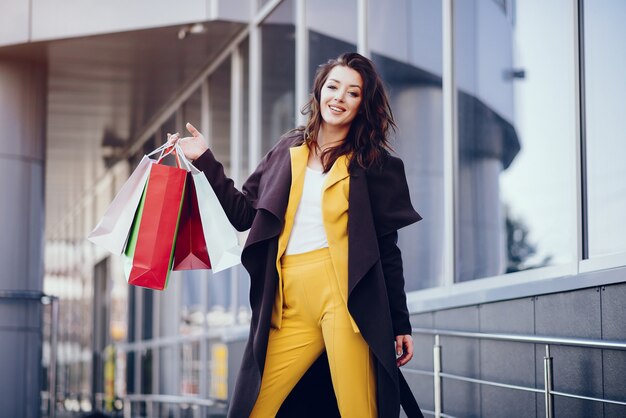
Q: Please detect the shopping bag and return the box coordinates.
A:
[173,172,212,270]
[88,143,172,254]
[124,156,187,290]
[176,145,242,272]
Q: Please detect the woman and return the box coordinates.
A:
[170,52,423,418]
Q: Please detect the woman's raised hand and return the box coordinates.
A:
[167,122,209,161]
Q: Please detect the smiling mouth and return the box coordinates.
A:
[328,105,345,113]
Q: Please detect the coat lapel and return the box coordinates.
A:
[242,144,293,251]
[322,153,350,192]
[347,166,380,297]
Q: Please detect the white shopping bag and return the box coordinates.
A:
[177,145,242,272]
[87,144,172,255]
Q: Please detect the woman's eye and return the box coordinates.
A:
[349,92,359,97]
[327,85,337,90]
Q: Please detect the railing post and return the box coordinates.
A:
[543,344,554,418]
[433,334,442,418]
[123,398,131,418]
[49,297,59,418]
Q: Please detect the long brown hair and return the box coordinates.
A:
[298,52,396,172]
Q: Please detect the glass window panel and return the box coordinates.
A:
[208,59,232,172]
[182,87,202,135]
[261,0,295,153]
[307,0,357,92]
[454,0,576,282]
[240,39,250,184]
[584,1,626,258]
[369,0,444,291]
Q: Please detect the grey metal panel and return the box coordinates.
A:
[533,344,603,417]
[0,0,29,46]
[601,283,626,340]
[434,306,480,376]
[602,350,626,417]
[434,307,481,416]
[480,341,536,417]
[535,392,603,418]
[442,380,481,418]
[535,288,601,339]
[481,386,535,418]
[434,305,480,331]
[30,0,209,41]
[602,284,626,417]
[479,298,535,334]
[479,297,537,416]
[411,312,435,371]
[534,289,603,417]
[0,329,26,417]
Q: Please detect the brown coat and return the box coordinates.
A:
[194,131,423,418]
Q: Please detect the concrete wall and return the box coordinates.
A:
[407,281,626,418]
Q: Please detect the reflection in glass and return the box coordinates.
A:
[261,0,295,153]
[455,0,576,282]
[584,1,626,258]
[369,0,444,291]
[307,0,357,93]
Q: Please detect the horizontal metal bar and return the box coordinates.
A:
[551,390,626,406]
[402,368,435,377]
[439,372,544,394]
[0,291,58,307]
[412,328,626,350]
[113,324,249,352]
[419,409,458,418]
[125,394,220,408]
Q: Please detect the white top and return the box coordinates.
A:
[284,167,329,255]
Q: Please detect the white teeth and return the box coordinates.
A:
[329,106,344,112]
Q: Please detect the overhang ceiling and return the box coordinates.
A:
[1,21,244,238]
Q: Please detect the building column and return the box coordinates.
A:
[0,58,47,418]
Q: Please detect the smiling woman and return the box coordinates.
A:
[171,52,423,418]
[319,66,362,128]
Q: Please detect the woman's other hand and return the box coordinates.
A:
[395,334,414,367]
[167,122,209,161]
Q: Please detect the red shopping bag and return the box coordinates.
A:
[173,173,211,270]
[126,161,187,290]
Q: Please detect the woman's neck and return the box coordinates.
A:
[317,124,349,149]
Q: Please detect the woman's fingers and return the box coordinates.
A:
[186,122,201,137]
[396,335,414,367]
[167,133,180,145]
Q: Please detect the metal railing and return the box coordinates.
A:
[112,325,248,418]
[0,290,59,418]
[406,327,626,418]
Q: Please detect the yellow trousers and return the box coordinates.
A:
[250,248,377,418]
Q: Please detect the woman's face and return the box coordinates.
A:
[319,65,363,130]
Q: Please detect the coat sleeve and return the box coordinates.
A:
[368,154,423,336]
[193,145,274,231]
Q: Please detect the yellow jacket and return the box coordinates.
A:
[272,142,359,332]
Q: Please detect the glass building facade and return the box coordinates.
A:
[1,0,626,416]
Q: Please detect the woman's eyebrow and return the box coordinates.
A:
[327,78,362,89]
